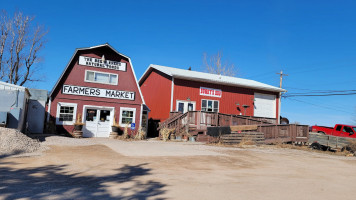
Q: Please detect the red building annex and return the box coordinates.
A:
[139,64,286,126]
[48,44,148,137]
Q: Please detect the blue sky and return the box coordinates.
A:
[3,0,356,126]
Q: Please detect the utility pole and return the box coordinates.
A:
[276,70,288,88]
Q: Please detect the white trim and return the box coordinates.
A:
[201,99,220,112]
[170,77,174,112]
[47,97,51,122]
[140,104,143,127]
[82,105,115,125]
[128,57,146,105]
[55,102,78,125]
[176,100,196,113]
[84,70,118,85]
[119,107,136,126]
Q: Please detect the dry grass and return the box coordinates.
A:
[273,143,353,157]
[209,139,355,157]
[237,137,256,147]
[160,128,174,142]
[134,127,146,140]
[345,139,356,153]
[122,123,130,139]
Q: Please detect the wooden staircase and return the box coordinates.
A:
[158,111,276,141]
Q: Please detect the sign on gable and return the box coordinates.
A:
[200,87,222,98]
[79,56,127,71]
[62,85,135,100]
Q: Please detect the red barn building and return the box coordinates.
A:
[139,64,286,132]
[48,44,148,137]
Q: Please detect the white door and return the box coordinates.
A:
[83,107,112,137]
[83,108,98,137]
[176,101,196,113]
[97,110,111,137]
[254,93,276,118]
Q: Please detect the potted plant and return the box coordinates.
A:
[74,113,85,131]
[112,115,121,133]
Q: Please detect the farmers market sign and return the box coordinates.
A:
[79,56,126,71]
[62,85,135,100]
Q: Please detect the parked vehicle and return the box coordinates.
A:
[311,124,356,138]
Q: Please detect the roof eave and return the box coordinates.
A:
[173,75,286,93]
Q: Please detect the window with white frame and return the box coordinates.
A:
[56,102,77,125]
[85,70,118,85]
[201,99,219,112]
[119,107,136,126]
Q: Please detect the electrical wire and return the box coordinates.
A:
[286,98,355,115]
[283,92,356,97]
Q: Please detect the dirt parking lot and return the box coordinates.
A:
[1,136,356,200]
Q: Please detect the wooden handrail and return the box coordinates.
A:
[158,110,277,131]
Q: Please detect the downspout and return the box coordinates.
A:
[140,104,143,127]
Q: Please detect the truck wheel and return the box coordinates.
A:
[342,146,353,153]
[311,142,322,150]
[317,131,326,135]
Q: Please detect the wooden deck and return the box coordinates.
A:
[158,111,309,144]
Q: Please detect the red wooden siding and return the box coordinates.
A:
[140,69,172,121]
[52,100,141,134]
[51,47,143,104]
[50,46,143,134]
[173,78,280,120]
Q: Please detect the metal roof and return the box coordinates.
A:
[140,64,286,93]
[0,81,26,91]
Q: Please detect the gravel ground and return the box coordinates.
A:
[42,136,97,146]
[0,127,43,157]
[40,136,243,157]
[1,136,356,200]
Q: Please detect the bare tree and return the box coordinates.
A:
[0,10,47,86]
[203,51,237,77]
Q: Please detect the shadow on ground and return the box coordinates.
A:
[0,161,166,200]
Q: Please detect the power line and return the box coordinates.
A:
[286,98,355,115]
[283,92,356,97]
[285,89,356,95]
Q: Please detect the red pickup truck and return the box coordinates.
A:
[311,124,356,138]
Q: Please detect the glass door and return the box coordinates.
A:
[176,101,196,113]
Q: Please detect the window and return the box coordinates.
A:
[343,126,354,134]
[119,107,136,126]
[336,125,342,131]
[85,70,118,85]
[201,99,219,112]
[56,102,77,125]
